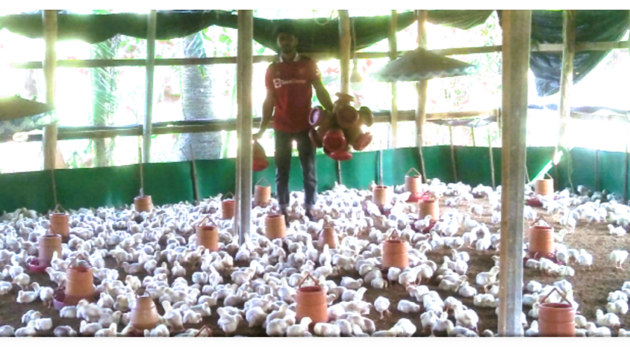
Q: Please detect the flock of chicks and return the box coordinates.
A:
[0,178,629,337]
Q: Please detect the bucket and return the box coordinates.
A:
[373,185,388,206]
[535,176,554,196]
[318,227,338,249]
[196,216,219,252]
[538,287,575,337]
[529,216,554,256]
[382,231,409,269]
[50,205,70,242]
[254,177,271,206]
[405,168,422,194]
[130,293,160,331]
[295,273,328,325]
[38,233,62,266]
[265,213,286,240]
[419,192,439,220]
[222,193,235,220]
[134,195,153,212]
[64,254,95,305]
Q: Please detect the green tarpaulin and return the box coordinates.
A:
[1,146,582,213]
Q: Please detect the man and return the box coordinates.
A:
[253,24,334,225]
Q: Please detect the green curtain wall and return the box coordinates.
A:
[1,146,626,214]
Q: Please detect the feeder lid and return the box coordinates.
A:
[309,106,326,127]
[371,48,478,82]
[308,128,323,148]
[253,158,269,172]
[329,150,353,161]
[352,132,372,151]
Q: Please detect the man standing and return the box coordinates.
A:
[253,24,334,225]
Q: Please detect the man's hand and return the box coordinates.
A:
[253,131,265,141]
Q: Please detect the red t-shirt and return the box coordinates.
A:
[265,55,321,133]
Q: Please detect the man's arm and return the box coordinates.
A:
[312,78,334,112]
[253,88,275,141]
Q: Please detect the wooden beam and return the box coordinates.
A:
[338,11,351,95]
[142,10,157,163]
[10,41,630,70]
[2,110,498,143]
[42,10,58,171]
[498,10,531,337]
[389,10,398,149]
[236,10,254,245]
[416,9,429,181]
[555,10,577,161]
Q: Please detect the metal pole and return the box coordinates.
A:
[389,10,398,148]
[415,10,429,181]
[43,10,58,171]
[498,10,531,337]
[236,10,254,245]
[471,127,476,147]
[142,10,157,163]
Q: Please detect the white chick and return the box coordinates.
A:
[374,296,391,319]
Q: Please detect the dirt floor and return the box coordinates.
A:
[1,196,629,337]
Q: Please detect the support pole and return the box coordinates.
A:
[498,10,531,337]
[595,149,600,192]
[338,10,351,186]
[488,127,496,189]
[236,10,254,245]
[43,10,58,170]
[448,125,458,182]
[389,10,398,149]
[415,10,429,181]
[471,127,476,147]
[554,10,576,164]
[338,10,351,96]
[142,10,157,163]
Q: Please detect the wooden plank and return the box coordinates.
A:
[389,10,398,149]
[498,10,532,337]
[42,10,58,171]
[236,10,254,245]
[416,9,429,181]
[555,10,577,161]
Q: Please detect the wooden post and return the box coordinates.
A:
[236,10,254,245]
[488,127,496,188]
[142,10,157,163]
[389,10,398,149]
[42,10,58,170]
[338,10,351,95]
[554,10,576,162]
[498,10,532,337]
[415,10,429,181]
[471,127,476,147]
[338,10,351,185]
[448,125,458,181]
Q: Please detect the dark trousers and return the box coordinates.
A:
[274,129,317,209]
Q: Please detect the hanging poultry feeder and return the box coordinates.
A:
[382,230,409,270]
[29,232,62,273]
[535,175,554,196]
[53,254,96,308]
[134,195,153,212]
[295,273,328,326]
[372,185,389,207]
[49,205,70,243]
[418,191,439,220]
[130,292,160,332]
[405,168,423,202]
[528,216,555,260]
[253,140,269,172]
[253,177,271,207]
[318,225,339,249]
[196,216,219,252]
[265,209,287,240]
[538,287,575,337]
[221,192,235,220]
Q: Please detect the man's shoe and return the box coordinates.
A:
[305,209,314,221]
